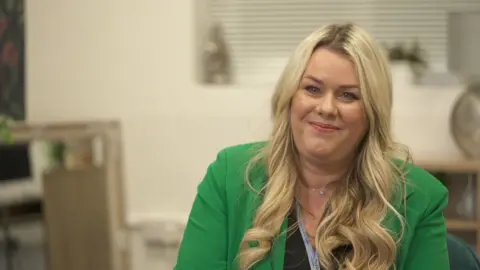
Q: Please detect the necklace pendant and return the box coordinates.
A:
[310,187,326,196]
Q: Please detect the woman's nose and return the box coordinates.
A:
[314,93,337,117]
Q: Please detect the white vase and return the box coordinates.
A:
[391,62,413,86]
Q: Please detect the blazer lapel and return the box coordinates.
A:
[251,217,288,270]
[246,166,289,269]
[271,218,288,269]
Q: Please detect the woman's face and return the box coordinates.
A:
[290,47,368,164]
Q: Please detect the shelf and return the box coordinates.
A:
[447,220,480,231]
[419,166,480,248]
[416,160,480,173]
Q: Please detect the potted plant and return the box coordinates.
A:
[407,39,428,84]
[1,114,67,168]
[385,39,428,84]
[49,141,67,168]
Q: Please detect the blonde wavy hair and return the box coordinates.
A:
[238,23,411,269]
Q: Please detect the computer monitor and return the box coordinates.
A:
[0,143,31,182]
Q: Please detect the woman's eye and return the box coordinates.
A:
[340,92,359,100]
[305,86,321,93]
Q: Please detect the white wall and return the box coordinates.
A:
[26,0,465,224]
[26,0,272,221]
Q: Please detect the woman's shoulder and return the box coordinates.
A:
[212,141,267,189]
[218,141,266,166]
[399,161,448,213]
[210,142,268,214]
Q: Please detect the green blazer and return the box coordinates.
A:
[175,142,450,270]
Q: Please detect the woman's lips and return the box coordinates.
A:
[309,122,340,133]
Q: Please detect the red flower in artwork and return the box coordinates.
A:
[1,42,19,67]
[0,19,8,40]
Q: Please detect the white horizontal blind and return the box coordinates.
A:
[369,0,480,71]
[209,0,480,85]
[210,0,375,85]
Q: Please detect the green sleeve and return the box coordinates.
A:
[174,150,228,270]
[402,189,450,270]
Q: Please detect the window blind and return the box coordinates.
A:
[209,0,480,85]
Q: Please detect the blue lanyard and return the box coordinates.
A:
[296,201,321,270]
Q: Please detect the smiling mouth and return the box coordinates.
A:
[309,122,340,133]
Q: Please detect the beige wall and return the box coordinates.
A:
[26,0,464,224]
[26,0,271,221]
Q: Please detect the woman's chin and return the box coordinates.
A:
[306,147,335,159]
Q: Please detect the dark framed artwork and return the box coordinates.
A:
[0,0,25,120]
[0,0,30,182]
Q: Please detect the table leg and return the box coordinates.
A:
[1,207,18,270]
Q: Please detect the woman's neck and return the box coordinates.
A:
[297,155,351,189]
[296,156,351,219]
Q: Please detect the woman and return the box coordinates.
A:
[175,23,449,269]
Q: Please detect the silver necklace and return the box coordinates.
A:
[310,188,326,196]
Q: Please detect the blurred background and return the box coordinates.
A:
[0,0,479,269]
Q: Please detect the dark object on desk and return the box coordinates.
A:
[0,144,31,181]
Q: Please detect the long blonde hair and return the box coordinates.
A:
[238,23,410,269]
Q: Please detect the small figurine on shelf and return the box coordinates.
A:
[49,137,95,170]
[64,138,95,169]
[202,21,232,85]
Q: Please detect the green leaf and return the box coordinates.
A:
[0,114,14,144]
[49,141,66,165]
